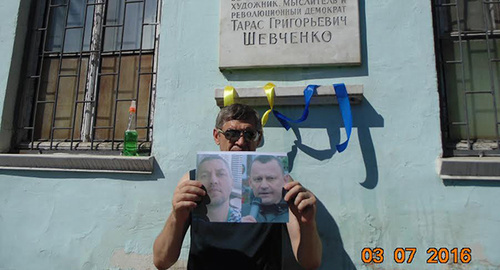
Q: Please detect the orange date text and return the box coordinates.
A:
[361,247,471,264]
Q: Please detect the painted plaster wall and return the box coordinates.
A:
[0,1,499,270]
[0,0,27,151]
[0,0,19,99]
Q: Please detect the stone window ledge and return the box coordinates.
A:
[0,153,154,174]
[438,157,500,181]
[215,84,364,107]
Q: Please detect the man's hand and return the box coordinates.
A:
[153,173,206,270]
[171,175,206,223]
[284,176,317,224]
[284,176,322,269]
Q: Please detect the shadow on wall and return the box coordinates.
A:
[258,98,384,189]
[254,100,383,269]
[0,158,165,181]
[443,179,500,187]
[281,199,356,270]
[316,199,356,270]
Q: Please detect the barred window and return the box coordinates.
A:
[433,0,500,156]
[15,0,160,154]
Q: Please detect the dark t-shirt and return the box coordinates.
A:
[188,221,284,270]
[187,170,302,270]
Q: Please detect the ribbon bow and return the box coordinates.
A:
[223,86,235,106]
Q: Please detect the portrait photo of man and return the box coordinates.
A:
[242,155,289,223]
[194,155,241,222]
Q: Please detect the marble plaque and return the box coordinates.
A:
[219,0,361,69]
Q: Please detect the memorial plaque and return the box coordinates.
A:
[219,0,361,69]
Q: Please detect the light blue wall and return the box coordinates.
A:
[1,0,499,269]
[0,0,27,151]
[0,1,19,95]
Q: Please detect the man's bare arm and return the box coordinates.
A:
[285,180,322,270]
[153,173,205,269]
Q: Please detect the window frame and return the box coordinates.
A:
[13,0,161,155]
[433,0,500,180]
[433,0,500,158]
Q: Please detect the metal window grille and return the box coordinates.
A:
[16,0,161,154]
[433,0,500,156]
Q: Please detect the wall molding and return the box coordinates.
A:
[215,84,364,107]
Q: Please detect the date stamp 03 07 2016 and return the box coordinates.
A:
[361,247,472,265]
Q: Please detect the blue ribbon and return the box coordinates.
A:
[334,83,352,153]
[272,83,352,153]
[273,85,318,130]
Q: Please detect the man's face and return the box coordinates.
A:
[249,159,286,205]
[213,120,261,152]
[198,159,233,207]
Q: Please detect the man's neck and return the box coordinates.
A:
[207,203,230,222]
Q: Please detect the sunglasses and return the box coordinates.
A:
[217,128,260,142]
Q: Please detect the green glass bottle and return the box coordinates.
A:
[123,101,138,156]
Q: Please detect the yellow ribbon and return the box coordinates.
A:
[223,86,235,106]
[261,82,275,126]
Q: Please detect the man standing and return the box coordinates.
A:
[153,104,322,270]
[246,155,289,223]
[195,156,240,222]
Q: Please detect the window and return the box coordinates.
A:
[15,0,160,154]
[433,0,500,157]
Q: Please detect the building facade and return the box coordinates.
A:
[0,0,499,269]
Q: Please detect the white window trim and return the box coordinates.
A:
[0,153,154,174]
[438,157,500,181]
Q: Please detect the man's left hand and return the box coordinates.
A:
[284,176,317,224]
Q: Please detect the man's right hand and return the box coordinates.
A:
[172,173,206,222]
[153,173,207,270]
